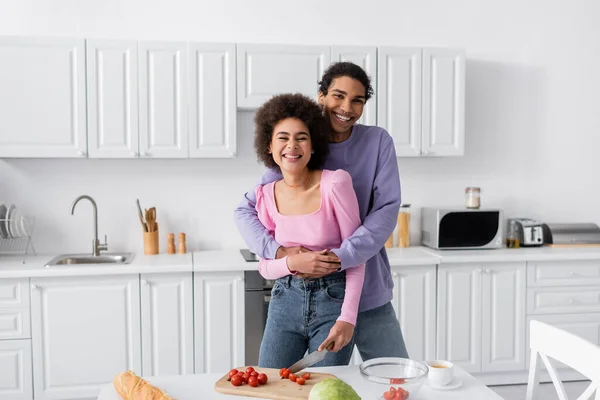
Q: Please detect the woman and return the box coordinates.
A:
[254,93,365,368]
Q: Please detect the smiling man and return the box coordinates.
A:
[234,61,408,362]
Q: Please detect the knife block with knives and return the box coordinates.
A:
[137,199,159,255]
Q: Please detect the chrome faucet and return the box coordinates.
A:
[71,195,108,256]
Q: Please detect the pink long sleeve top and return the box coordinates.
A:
[255,169,366,326]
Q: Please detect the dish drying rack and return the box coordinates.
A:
[0,216,37,262]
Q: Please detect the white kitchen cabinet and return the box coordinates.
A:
[86,39,139,158]
[421,48,465,156]
[437,264,482,372]
[0,339,32,400]
[194,271,244,373]
[378,47,465,157]
[391,265,437,362]
[138,41,188,158]
[141,273,194,377]
[437,262,526,374]
[188,43,237,158]
[0,37,87,158]
[377,47,422,157]
[30,275,141,400]
[237,44,331,108]
[481,264,526,372]
[331,46,377,126]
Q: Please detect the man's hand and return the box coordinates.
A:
[318,321,355,352]
[287,250,340,276]
[275,246,309,259]
[295,250,341,278]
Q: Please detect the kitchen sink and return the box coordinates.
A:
[45,253,135,267]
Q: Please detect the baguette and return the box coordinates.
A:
[113,370,174,400]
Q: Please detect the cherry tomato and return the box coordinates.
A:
[296,377,306,385]
[282,369,290,379]
[246,367,255,374]
[237,371,244,376]
[257,373,268,385]
[302,372,311,380]
[248,376,259,387]
[289,373,297,382]
[242,373,250,383]
[250,370,259,377]
[279,368,286,377]
[231,375,243,386]
[228,369,239,379]
[383,391,396,400]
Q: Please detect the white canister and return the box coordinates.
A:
[465,187,481,209]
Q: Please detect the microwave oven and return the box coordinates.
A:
[421,207,504,250]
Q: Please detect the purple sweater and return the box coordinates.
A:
[234,124,401,312]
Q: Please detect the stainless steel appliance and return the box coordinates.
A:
[542,223,600,246]
[242,249,274,365]
[509,218,544,247]
[421,207,504,250]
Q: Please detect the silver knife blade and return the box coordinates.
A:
[288,349,329,374]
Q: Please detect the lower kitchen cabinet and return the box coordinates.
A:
[141,273,194,376]
[0,339,32,400]
[30,275,141,400]
[349,264,437,365]
[437,263,526,373]
[194,271,244,373]
[391,265,437,362]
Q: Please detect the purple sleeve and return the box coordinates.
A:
[233,168,282,259]
[331,134,401,270]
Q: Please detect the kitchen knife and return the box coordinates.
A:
[136,199,147,232]
[287,348,329,374]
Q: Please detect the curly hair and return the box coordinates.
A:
[318,61,374,101]
[254,93,330,171]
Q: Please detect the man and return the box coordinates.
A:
[234,61,408,361]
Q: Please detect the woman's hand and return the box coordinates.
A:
[287,249,340,276]
[318,321,355,352]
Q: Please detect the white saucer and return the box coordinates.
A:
[427,377,462,390]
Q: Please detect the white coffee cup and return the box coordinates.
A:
[426,360,454,386]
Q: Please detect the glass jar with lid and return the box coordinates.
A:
[465,187,481,209]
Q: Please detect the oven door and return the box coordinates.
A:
[244,288,271,366]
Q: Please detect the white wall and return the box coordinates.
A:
[1,0,599,254]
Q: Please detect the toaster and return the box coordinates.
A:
[509,218,544,247]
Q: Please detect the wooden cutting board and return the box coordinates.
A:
[214,366,336,400]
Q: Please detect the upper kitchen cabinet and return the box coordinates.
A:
[0,37,87,158]
[378,47,465,157]
[331,46,377,126]
[188,43,237,157]
[86,40,139,158]
[237,44,331,108]
[138,41,189,158]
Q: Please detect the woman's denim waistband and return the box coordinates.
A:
[276,271,346,290]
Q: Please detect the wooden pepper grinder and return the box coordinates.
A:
[178,232,187,254]
[167,233,176,254]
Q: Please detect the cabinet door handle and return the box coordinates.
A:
[78,150,86,157]
[237,276,244,282]
[144,151,152,157]
[31,284,38,290]
[485,269,491,274]
[568,297,576,304]
[131,151,139,157]
[392,272,398,278]
[263,295,271,304]
[141,280,148,285]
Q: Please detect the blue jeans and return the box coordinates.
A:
[258,272,355,368]
[354,301,409,360]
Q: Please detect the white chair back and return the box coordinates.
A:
[526,320,600,400]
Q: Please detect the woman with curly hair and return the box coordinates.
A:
[253,93,365,368]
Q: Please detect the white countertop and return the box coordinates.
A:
[0,253,192,278]
[96,365,503,400]
[1,246,600,279]
[419,246,600,263]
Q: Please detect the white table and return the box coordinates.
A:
[97,365,503,399]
